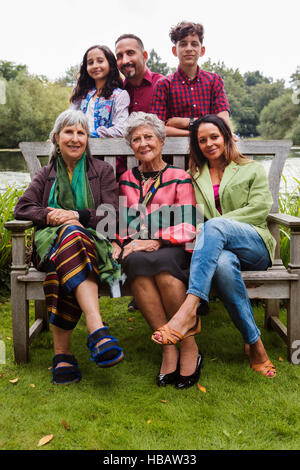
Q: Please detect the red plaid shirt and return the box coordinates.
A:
[150,67,230,121]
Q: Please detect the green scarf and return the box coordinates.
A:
[34,154,120,284]
[49,152,94,211]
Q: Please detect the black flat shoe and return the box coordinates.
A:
[128,298,138,312]
[196,300,209,316]
[156,360,180,387]
[175,352,203,390]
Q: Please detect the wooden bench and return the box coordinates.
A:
[5,138,300,365]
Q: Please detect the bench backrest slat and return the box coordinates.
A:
[19,138,292,214]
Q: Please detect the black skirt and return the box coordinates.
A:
[122,246,191,286]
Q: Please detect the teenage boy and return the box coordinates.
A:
[115,34,164,114]
[150,22,231,136]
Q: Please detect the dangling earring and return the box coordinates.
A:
[56,144,61,156]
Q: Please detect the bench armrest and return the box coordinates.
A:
[4,220,33,270]
[267,213,300,270]
[268,213,300,228]
[4,220,33,232]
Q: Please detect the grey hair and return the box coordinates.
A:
[124,112,166,144]
[49,109,91,161]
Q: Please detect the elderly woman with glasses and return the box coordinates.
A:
[14,109,124,385]
[112,112,201,390]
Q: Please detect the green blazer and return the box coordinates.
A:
[190,160,276,263]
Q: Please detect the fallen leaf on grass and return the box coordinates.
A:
[161,400,167,403]
[62,420,70,431]
[9,378,19,384]
[211,357,217,361]
[29,384,35,388]
[279,357,284,362]
[197,384,207,393]
[147,420,152,424]
[223,430,230,438]
[128,317,135,322]
[37,434,54,447]
[6,337,11,340]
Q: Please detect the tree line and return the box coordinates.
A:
[0,54,299,148]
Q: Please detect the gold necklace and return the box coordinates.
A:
[139,164,166,183]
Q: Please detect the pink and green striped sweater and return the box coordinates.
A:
[118,165,197,250]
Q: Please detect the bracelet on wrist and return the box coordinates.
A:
[71,210,79,220]
[188,117,195,131]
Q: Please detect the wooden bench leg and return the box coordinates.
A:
[265,299,280,329]
[287,227,300,364]
[8,227,31,363]
[11,274,29,364]
[287,280,300,364]
[35,300,49,332]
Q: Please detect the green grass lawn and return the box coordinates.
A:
[1,296,300,450]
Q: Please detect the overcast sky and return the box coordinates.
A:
[0,0,299,84]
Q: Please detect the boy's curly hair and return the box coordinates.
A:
[169,21,204,44]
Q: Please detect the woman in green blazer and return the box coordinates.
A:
[152,114,276,383]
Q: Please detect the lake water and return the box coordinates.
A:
[0,148,300,194]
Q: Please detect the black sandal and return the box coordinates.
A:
[87,327,124,368]
[52,354,82,385]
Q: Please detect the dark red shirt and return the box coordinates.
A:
[124,67,164,114]
[117,68,164,175]
[150,66,230,121]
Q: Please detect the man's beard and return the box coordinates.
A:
[121,64,136,79]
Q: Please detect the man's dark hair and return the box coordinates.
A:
[169,21,204,44]
[115,34,144,51]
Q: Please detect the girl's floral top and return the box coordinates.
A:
[70,87,130,138]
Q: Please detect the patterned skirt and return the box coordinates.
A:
[43,225,100,330]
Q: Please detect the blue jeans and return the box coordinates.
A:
[187,218,271,344]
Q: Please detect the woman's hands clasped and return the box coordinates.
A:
[46,207,83,227]
[111,239,162,261]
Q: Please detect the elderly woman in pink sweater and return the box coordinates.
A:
[112,112,201,390]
